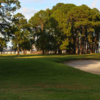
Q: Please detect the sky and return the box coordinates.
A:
[16,0,100,20]
[7,0,100,48]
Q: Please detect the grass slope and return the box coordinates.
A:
[0,54,100,100]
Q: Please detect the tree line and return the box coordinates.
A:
[1,1,100,55]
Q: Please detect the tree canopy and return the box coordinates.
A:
[28,3,100,54]
[1,2,100,55]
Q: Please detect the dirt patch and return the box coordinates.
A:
[64,60,100,75]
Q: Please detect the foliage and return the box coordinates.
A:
[28,3,100,54]
[12,13,32,55]
[0,0,21,36]
[1,2,100,55]
[0,38,6,53]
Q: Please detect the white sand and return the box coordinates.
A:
[64,60,100,75]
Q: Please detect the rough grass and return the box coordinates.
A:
[0,53,100,100]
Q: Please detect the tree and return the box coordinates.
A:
[51,4,76,54]
[0,0,21,36]
[29,3,100,55]
[29,9,52,54]
[51,3,64,12]
[0,38,6,54]
[0,0,21,53]
[12,13,31,55]
[66,5,100,54]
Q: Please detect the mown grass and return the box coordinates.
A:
[0,53,100,100]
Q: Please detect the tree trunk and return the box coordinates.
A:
[87,42,88,54]
[90,44,92,54]
[75,36,78,54]
[69,42,71,54]
[93,43,95,53]
[79,47,82,55]
[55,50,57,54]
[92,44,94,53]
[30,49,32,54]
[58,47,62,55]
[23,48,26,55]
[82,46,84,54]
[17,44,19,57]
[85,27,88,54]
[1,50,2,54]
[85,41,87,54]
[79,39,82,55]
[42,49,44,55]
[96,44,98,53]
[76,47,78,54]
[73,42,76,54]
[66,49,67,54]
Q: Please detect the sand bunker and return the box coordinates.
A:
[64,60,100,75]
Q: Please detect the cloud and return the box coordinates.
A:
[20,0,43,3]
[98,7,100,11]
[77,4,82,6]
[91,0,98,8]
[29,0,43,1]
[22,7,38,14]
[27,0,43,1]
[44,6,50,10]
[17,7,38,20]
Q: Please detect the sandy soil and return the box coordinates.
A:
[64,60,100,75]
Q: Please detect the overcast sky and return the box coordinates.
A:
[16,0,100,20]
